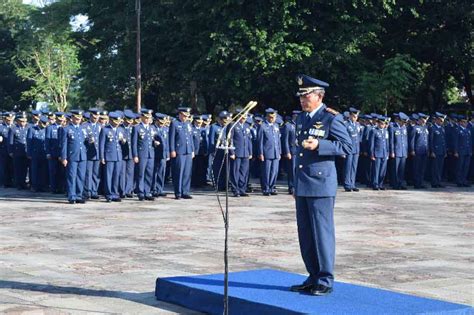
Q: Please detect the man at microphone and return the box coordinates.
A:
[290,74,352,296]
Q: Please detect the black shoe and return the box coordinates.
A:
[263,192,270,196]
[106,198,112,203]
[400,186,407,190]
[145,196,155,201]
[288,189,294,195]
[379,187,386,190]
[68,200,76,204]
[138,196,145,201]
[175,195,181,200]
[462,184,471,187]
[344,188,352,192]
[126,193,134,198]
[290,283,313,292]
[152,192,160,197]
[76,199,86,204]
[159,193,168,197]
[310,284,333,296]
[90,195,100,200]
[373,187,380,191]
[438,185,446,188]
[352,188,359,192]
[113,198,122,202]
[182,195,193,199]
[232,193,240,197]
[240,193,249,197]
[270,191,278,195]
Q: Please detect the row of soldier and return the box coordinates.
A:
[0,106,472,203]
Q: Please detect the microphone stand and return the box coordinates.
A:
[215,101,257,315]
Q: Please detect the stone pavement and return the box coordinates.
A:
[0,183,472,314]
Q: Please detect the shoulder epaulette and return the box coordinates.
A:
[325,107,339,115]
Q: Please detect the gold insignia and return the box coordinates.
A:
[313,122,323,129]
[325,107,339,115]
[297,76,303,86]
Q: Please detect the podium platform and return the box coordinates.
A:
[155,269,472,314]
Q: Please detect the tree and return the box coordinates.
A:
[15,36,80,111]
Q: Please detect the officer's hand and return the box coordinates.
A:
[230,154,236,160]
[154,140,160,147]
[0,136,3,143]
[410,151,415,156]
[9,153,13,157]
[286,153,291,159]
[454,153,459,158]
[133,157,139,163]
[371,156,376,161]
[259,154,264,161]
[390,153,395,158]
[362,152,368,157]
[341,155,346,159]
[192,152,195,159]
[62,159,68,167]
[249,155,252,160]
[101,159,106,165]
[170,151,177,158]
[302,138,319,151]
[46,154,51,159]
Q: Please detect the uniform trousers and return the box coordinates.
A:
[295,196,335,287]
[172,154,193,197]
[230,157,249,195]
[67,160,86,201]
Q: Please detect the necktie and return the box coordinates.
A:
[305,113,311,126]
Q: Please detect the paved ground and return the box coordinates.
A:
[0,183,473,314]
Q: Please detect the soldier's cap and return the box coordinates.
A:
[55,112,65,118]
[276,116,283,125]
[177,107,191,114]
[361,114,372,120]
[140,108,153,117]
[206,114,212,119]
[392,113,400,118]
[16,111,28,120]
[45,111,55,117]
[265,108,278,116]
[39,116,49,124]
[65,113,72,119]
[70,109,84,117]
[448,113,458,119]
[284,115,292,121]
[218,110,232,119]
[115,110,124,117]
[418,113,429,119]
[349,107,360,115]
[83,112,91,120]
[193,114,203,121]
[292,110,301,115]
[154,112,167,120]
[254,116,263,122]
[457,114,467,121]
[31,110,41,116]
[398,112,409,121]
[376,115,386,122]
[100,110,109,117]
[88,108,101,115]
[3,112,15,119]
[246,116,254,124]
[123,110,136,120]
[411,113,419,120]
[201,114,209,120]
[296,74,329,96]
[435,112,446,119]
[109,111,122,120]
[343,111,350,119]
[41,109,51,115]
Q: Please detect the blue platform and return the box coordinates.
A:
[155,269,472,315]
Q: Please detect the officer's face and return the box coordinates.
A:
[110,119,120,127]
[460,120,468,128]
[350,113,358,122]
[90,114,99,123]
[267,114,276,123]
[71,116,82,125]
[5,118,13,124]
[32,115,40,122]
[18,119,27,127]
[299,91,322,112]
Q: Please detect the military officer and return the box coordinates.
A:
[0,112,15,188]
[209,111,228,190]
[152,113,169,197]
[61,110,87,204]
[281,110,299,194]
[132,108,156,201]
[27,116,48,192]
[83,108,102,199]
[453,115,472,187]
[120,110,136,198]
[290,74,352,296]
[191,115,208,188]
[257,108,281,196]
[429,112,447,188]
[45,112,64,193]
[8,112,29,189]
[388,112,409,189]
[369,116,390,190]
[169,107,195,199]
[229,111,253,197]
[99,112,125,202]
[343,107,362,192]
[409,113,429,188]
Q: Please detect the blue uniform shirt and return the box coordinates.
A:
[369,127,389,158]
[453,126,472,156]
[345,120,361,154]
[8,125,28,157]
[45,124,61,158]
[83,122,101,160]
[281,121,297,155]
[409,125,429,155]
[428,124,446,156]
[169,119,194,155]
[99,125,124,161]
[60,124,87,161]
[229,122,253,158]
[154,125,170,160]
[26,125,46,158]
[257,120,282,159]
[389,123,408,157]
[132,122,156,159]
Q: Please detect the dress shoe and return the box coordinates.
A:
[145,196,155,201]
[463,184,471,187]
[400,186,407,190]
[344,188,352,192]
[288,189,294,195]
[152,192,160,197]
[438,185,445,188]
[159,193,167,197]
[113,198,122,202]
[126,193,134,198]
[76,199,86,204]
[68,200,76,204]
[310,284,333,296]
[175,195,181,200]
[263,192,270,196]
[90,195,100,200]
[289,283,313,292]
[232,193,240,197]
[379,187,386,190]
[373,187,380,191]
[106,198,112,203]
[352,187,359,192]
[240,193,249,197]
[138,196,145,201]
[270,191,278,195]
[182,195,193,199]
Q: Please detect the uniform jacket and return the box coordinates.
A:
[409,125,429,155]
[208,123,223,155]
[229,122,252,158]
[120,124,134,160]
[26,126,46,158]
[169,119,194,155]
[453,127,472,156]
[45,124,61,158]
[428,124,446,156]
[8,125,28,157]
[281,121,297,155]
[294,104,352,197]
[99,125,124,162]
[389,123,408,157]
[345,120,361,154]
[154,125,170,160]
[60,124,87,162]
[369,127,389,159]
[0,123,13,155]
[257,120,282,159]
[132,122,156,159]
